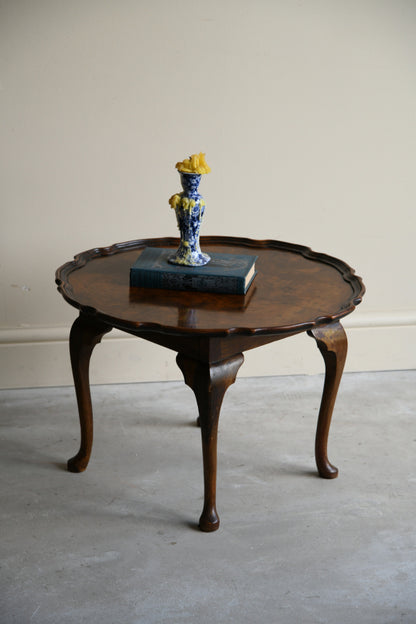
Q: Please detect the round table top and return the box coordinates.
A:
[56,236,365,337]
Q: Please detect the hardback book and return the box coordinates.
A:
[130,247,257,295]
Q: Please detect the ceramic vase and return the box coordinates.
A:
[169,172,210,267]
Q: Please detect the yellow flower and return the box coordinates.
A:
[175,152,211,174]
[169,194,181,209]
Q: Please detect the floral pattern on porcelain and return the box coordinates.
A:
[169,172,210,267]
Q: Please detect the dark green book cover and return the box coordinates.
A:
[130,247,257,295]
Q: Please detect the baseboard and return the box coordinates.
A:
[1,311,415,389]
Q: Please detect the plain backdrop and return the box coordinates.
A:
[1,0,415,388]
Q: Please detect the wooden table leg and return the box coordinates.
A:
[177,352,244,532]
[308,321,348,479]
[68,313,112,473]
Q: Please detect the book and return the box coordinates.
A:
[130,247,257,295]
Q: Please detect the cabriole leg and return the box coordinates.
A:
[68,313,112,473]
[308,321,348,479]
[177,353,244,532]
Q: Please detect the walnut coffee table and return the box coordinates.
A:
[56,236,365,531]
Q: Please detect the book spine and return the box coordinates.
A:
[130,268,245,294]
[161,272,243,294]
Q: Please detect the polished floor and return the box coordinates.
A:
[1,371,415,624]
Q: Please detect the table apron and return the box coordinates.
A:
[118,327,303,363]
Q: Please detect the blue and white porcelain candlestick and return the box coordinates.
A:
[169,172,210,266]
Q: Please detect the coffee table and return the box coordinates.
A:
[56,236,365,531]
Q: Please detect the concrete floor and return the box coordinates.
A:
[1,371,415,624]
